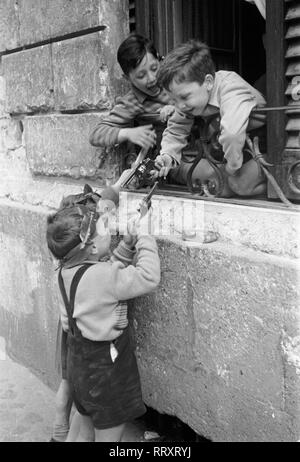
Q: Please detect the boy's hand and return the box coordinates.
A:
[123,125,157,150]
[152,154,174,179]
[159,105,175,123]
[123,231,138,249]
[125,209,156,239]
[123,214,140,249]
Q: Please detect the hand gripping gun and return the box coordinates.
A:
[137,181,159,217]
[121,146,160,189]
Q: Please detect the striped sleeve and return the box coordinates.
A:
[89,92,144,147]
[112,241,136,265]
[114,302,129,330]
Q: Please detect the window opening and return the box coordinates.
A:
[124,1,297,207]
[129,1,136,33]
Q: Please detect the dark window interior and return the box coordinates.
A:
[133,0,266,89]
[239,1,266,91]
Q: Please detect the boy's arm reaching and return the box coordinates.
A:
[159,109,194,164]
[111,240,137,266]
[111,233,160,301]
[218,73,266,175]
[89,92,156,150]
[89,93,142,147]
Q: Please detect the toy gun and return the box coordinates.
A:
[121,157,159,188]
[138,181,158,217]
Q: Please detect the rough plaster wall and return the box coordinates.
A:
[0,0,129,206]
[121,193,300,442]
[0,1,129,383]
[0,202,61,388]
[129,240,300,442]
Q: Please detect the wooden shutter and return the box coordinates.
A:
[267,0,300,200]
[284,0,300,198]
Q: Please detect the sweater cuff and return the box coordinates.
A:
[160,152,180,168]
[113,241,136,264]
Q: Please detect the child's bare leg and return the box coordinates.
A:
[94,423,126,442]
[65,410,82,442]
[228,159,266,196]
[76,415,95,442]
[52,379,73,442]
[66,412,95,442]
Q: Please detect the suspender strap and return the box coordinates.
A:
[58,264,92,335]
[69,264,92,316]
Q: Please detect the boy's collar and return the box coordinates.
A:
[206,73,220,109]
[131,84,148,103]
[131,84,165,103]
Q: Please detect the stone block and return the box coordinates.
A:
[0,0,19,52]
[0,76,6,115]
[0,201,61,390]
[17,0,102,46]
[2,46,54,114]
[52,33,112,111]
[119,192,300,259]
[17,0,128,48]
[129,240,300,441]
[23,113,121,181]
[95,0,130,99]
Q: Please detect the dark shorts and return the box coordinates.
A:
[67,327,146,429]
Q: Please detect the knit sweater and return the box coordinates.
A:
[89,86,172,147]
[59,235,160,341]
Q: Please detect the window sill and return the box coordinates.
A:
[119,187,300,259]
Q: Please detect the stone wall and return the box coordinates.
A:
[134,240,300,442]
[0,0,129,203]
[0,0,129,387]
[121,192,300,442]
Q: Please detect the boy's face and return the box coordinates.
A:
[96,199,118,236]
[128,52,160,97]
[168,75,214,117]
[91,232,111,260]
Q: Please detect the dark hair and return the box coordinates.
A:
[117,34,160,75]
[157,40,215,90]
[46,207,83,259]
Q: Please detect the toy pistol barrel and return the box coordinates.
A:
[120,167,139,188]
[138,181,158,217]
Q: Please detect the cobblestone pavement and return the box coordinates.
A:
[0,354,146,442]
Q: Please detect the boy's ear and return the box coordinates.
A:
[83,184,93,195]
[205,74,214,91]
